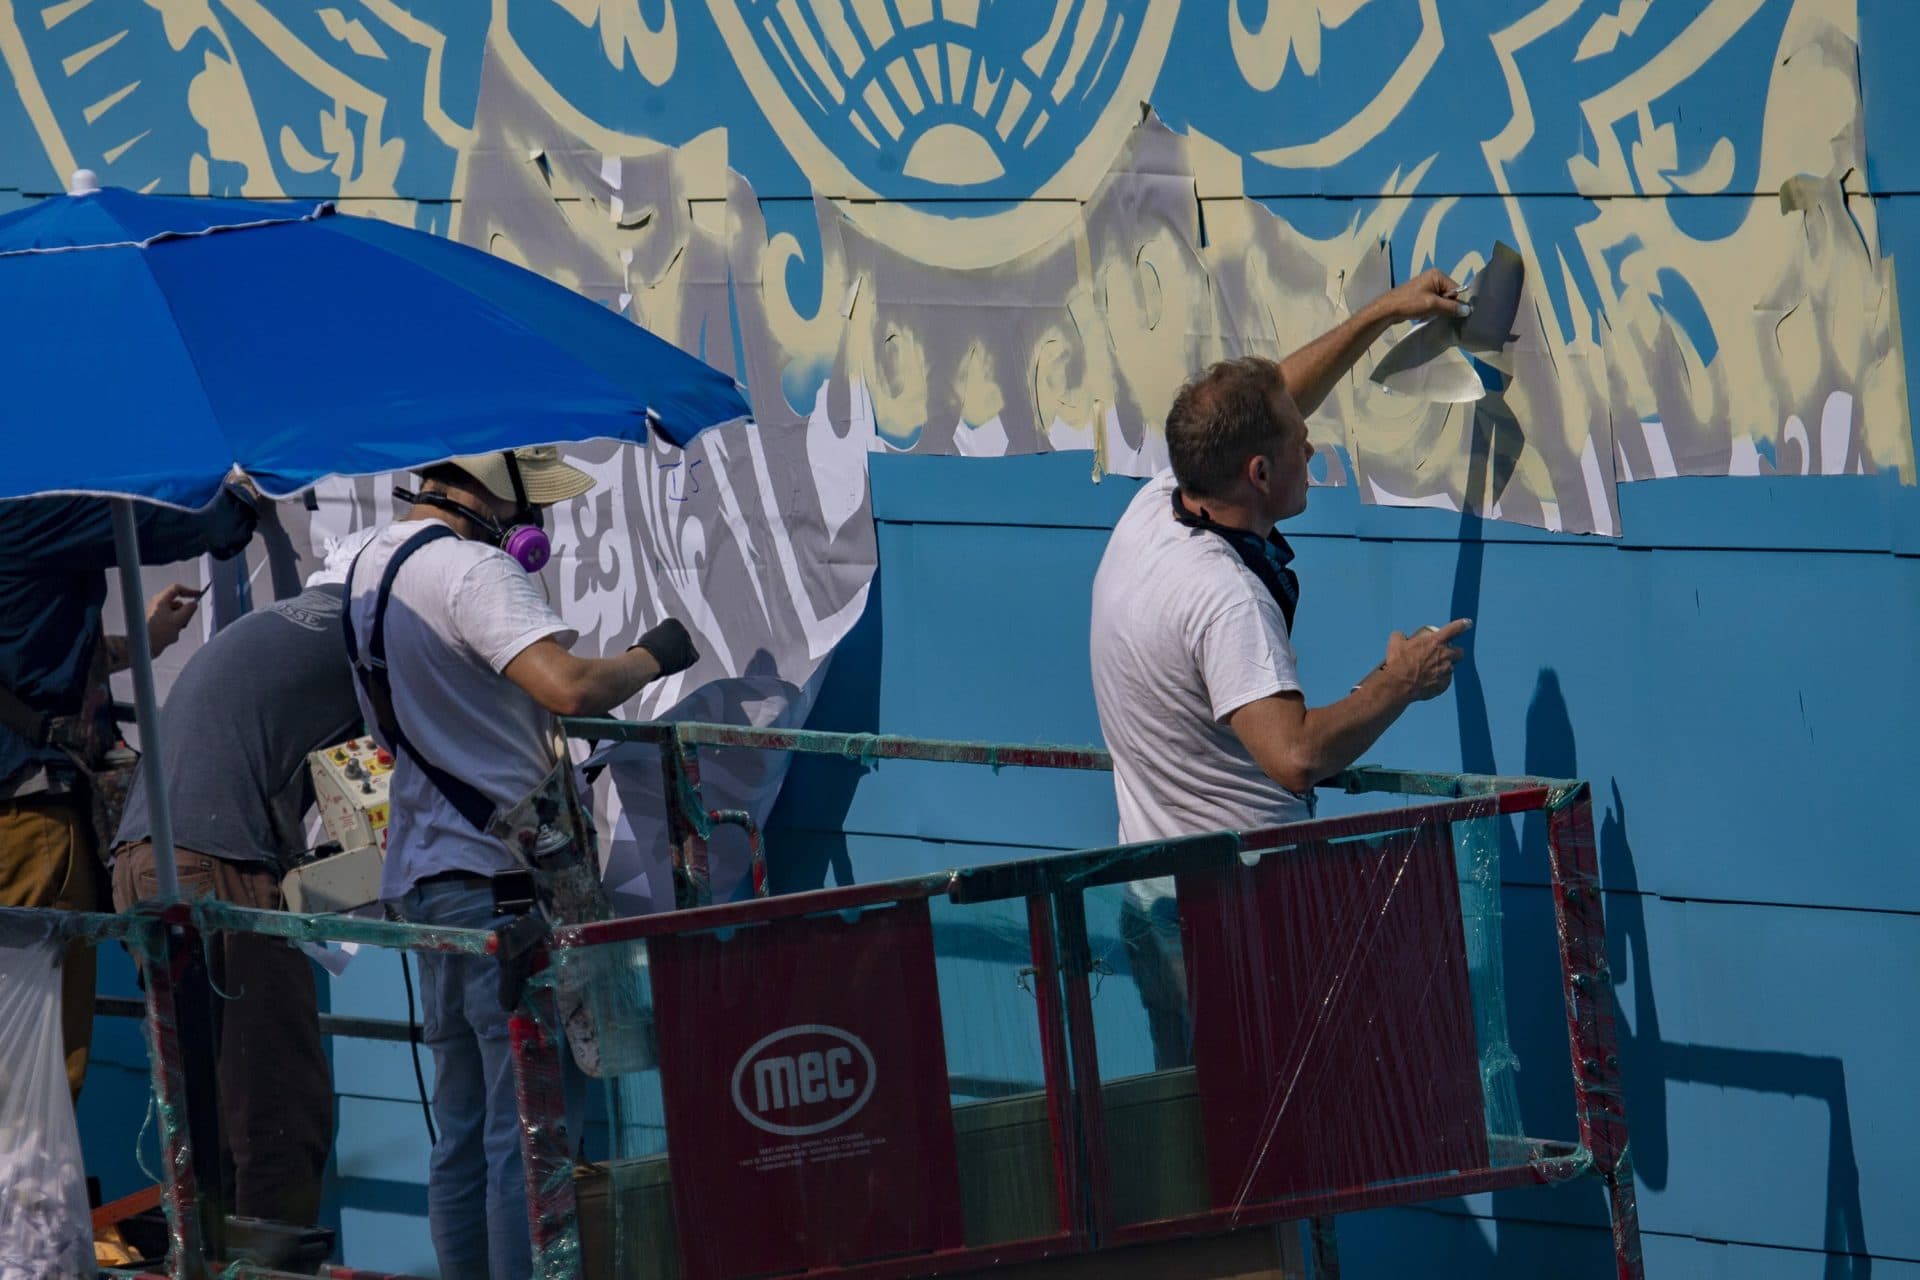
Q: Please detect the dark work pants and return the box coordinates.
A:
[113,842,334,1226]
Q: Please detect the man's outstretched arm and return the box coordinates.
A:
[0,488,257,574]
[1281,269,1468,416]
[1227,620,1471,794]
[502,620,700,718]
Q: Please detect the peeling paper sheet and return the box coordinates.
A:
[1369,241,1525,404]
[1352,274,1621,537]
[952,416,1011,457]
[1370,321,1486,403]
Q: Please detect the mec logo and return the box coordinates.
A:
[731,1024,876,1137]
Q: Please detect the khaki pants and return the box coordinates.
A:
[113,843,335,1226]
[0,795,101,1098]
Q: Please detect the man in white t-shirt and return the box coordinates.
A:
[344,446,699,1280]
[1091,271,1473,1068]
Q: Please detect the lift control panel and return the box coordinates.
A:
[311,735,394,853]
[284,736,395,914]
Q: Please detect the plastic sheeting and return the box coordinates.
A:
[0,916,91,1280]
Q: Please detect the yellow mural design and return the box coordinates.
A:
[555,0,678,84]
[0,0,1910,537]
[1244,0,1445,172]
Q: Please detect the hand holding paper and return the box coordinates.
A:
[1375,267,1472,325]
[1370,243,1527,403]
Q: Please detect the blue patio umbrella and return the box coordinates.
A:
[0,174,748,507]
[0,172,753,896]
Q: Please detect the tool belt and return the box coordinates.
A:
[490,756,635,1077]
[69,745,140,860]
[0,662,139,858]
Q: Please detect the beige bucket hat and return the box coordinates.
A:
[445,445,595,507]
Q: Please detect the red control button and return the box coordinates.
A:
[374,749,394,766]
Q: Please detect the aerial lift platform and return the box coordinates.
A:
[37,720,1638,1280]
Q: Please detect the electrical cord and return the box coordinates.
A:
[400,952,437,1147]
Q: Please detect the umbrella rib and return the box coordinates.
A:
[0,202,332,259]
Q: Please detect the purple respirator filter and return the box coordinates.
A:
[502,524,551,574]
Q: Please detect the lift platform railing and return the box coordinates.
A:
[18,720,1640,1280]
[3,902,505,1280]
[548,718,1643,1280]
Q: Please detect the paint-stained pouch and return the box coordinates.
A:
[492,755,656,1078]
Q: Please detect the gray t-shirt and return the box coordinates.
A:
[116,585,364,873]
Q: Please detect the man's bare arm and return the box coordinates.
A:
[502,620,699,718]
[1227,620,1470,794]
[503,639,662,718]
[1281,269,1467,416]
[101,585,205,672]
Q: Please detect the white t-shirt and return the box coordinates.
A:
[1090,471,1312,900]
[345,520,577,899]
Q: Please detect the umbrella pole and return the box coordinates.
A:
[112,501,227,1265]
[110,499,181,900]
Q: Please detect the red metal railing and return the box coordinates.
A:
[556,719,1643,1280]
[43,719,1640,1279]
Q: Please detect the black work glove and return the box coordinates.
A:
[632,618,699,677]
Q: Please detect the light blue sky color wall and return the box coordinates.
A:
[793,453,1920,1279]
[7,2,1920,1276]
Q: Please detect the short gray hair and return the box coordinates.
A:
[1164,357,1288,499]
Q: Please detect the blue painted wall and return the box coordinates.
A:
[804,454,1920,1276]
[6,2,1919,1276]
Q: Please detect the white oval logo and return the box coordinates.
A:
[730,1024,876,1137]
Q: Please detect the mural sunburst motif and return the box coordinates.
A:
[709,0,1177,198]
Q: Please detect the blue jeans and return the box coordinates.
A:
[1119,892,1191,1071]
[400,881,584,1280]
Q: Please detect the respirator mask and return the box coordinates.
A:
[395,451,552,573]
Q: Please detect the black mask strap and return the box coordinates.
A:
[502,451,530,508]
[394,486,508,546]
[497,452,544,531]
[1170,488,1300,633]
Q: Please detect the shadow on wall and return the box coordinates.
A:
[1414,417,1872,1274]
[761,570,884,895]
[1375,434,1600,1274]
[599,648,809,912]
[1589,754,1872,1279]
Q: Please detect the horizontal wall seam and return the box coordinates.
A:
[872,514,1920,555]
[12,189,1920,202]
[772,824,1920,917]
[1392,1203,1919,1266]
